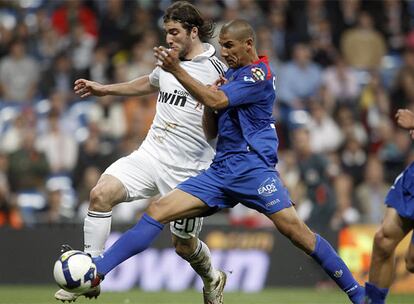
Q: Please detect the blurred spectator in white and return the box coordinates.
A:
[340,11,387,70]
[51,0,98,38]
[0,107,37,153]
[67,23,96,74]
[37,110,78,175]
[0,39,40,102]
[306,100,342,154]
[322,55,360,106]
[355,155,389,224]
[88,95,126,141]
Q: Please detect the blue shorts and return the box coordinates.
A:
[177,153,292,215]
[385,162,414,221]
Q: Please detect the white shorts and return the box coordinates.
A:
[104,147,206,239]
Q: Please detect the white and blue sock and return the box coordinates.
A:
[365,282,388,304]
[310,234,364,304]
[94,213,164,275]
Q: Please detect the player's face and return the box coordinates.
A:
[219,32,249,69]
[164,21,192,59]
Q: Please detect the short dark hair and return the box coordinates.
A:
[163,1,214,42]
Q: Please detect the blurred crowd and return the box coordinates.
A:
[0,0,414,235]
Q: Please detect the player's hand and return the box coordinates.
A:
[213,75,228,87]
[154,46,179,73]
[74,79,106,98]
[396,109,414,130]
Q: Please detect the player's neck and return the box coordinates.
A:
[246,50,259,65]
[184,41,205,60]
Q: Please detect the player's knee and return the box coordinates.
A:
[174,239,195,259]
[89,185,112,212]
[146,199,168,223]
[373,230,394,259]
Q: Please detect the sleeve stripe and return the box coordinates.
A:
[209,59,224,76]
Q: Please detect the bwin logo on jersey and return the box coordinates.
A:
[258,178,278,196]
[157,90,188,107]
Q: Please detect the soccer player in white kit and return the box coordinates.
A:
[54,2,227,303]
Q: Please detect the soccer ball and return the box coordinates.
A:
[53,250,97,293]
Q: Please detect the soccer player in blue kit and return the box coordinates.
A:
[87,20,365,303]
[365,109,414,304]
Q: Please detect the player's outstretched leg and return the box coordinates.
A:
[54,245,101,303]
[173,235,226,304]
[54,175,126,302]
[268,206,365,304]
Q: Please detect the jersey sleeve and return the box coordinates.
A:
[219,65,273,107]
[148,66,161,87]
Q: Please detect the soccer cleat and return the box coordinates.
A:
[203,270,227,304]
[60,244,74,253]
[54,286,101,303]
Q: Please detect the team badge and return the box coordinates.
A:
[251,67,265,81]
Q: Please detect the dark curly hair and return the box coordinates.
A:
[163,1,215,42]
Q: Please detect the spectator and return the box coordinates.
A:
[0,39,40,102]
[291,127,336,233]
[340,11,387,69]
[355,155,389,223]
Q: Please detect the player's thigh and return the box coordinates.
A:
[147,188,210,224]
[102,149,159,201]
[374,208,412,252]
[157,164,218,240]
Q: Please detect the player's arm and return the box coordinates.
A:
[154,47,229,110]
[396,109,414,130]
[202,106,218,140]
[74,75,158,98]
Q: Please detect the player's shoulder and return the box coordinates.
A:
[207,55,227,77]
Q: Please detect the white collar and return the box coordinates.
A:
[191,43,216,62]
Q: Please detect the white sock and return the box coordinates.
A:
[187,239,220,291]
[84,210,112,257]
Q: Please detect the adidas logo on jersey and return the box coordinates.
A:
[157,90,188,107]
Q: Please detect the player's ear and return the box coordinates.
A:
[191,27,198,40]
[245,37,254,51]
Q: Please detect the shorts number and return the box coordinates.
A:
[173,218,196,233]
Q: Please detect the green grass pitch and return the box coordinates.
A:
[1,286,414,304]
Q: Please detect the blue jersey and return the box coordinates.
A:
[385,162,414,220]
[177,56,292,215]
[216,56,278,168]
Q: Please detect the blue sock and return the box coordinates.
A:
[93,213,164,275]
[310,234,364,303]
[365,282,388,304]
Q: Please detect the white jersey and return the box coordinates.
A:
[140,43,227,170]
